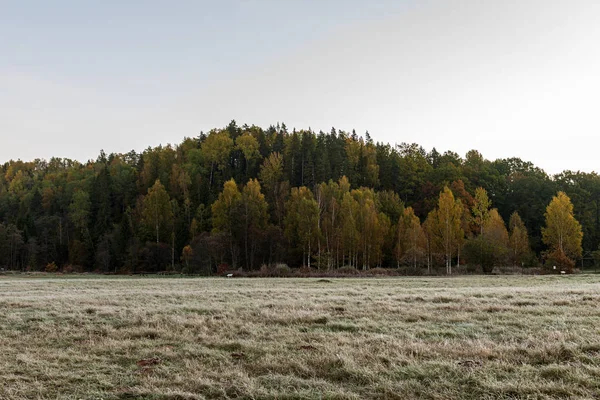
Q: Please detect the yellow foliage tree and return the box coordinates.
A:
[201,129,233,188]
[484,209,509,247]
[141,180,173,244]
[211,179,242,267]
[508,212,530,266]
[236,133,260,176]
[241,179,268,270]
[472,187,491,235]
[284,187,320,268]
[542,191,583,268]
[259,152,285,224]
[428,187,464,274]
[396,207,426,268]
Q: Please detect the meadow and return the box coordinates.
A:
[2,274,600,399]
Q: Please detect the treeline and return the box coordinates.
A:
[0,121,593,273]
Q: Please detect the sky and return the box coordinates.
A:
[1,0,600,175]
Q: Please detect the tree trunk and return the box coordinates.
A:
[308,238,311,269]
[171,231,175,270]
[244,205,249,271]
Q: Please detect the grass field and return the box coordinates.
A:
[2,275,600,399]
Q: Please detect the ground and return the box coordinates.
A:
[2,274,600,399]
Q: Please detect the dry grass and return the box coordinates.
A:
[2,274,600,399]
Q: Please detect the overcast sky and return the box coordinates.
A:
[2,0,599,174]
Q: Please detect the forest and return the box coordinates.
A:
[0,121,592,274]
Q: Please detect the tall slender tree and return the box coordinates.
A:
[508,211,530,267]
[241,179,268,270]
[140,180,173,244]
[542,191,583,268]
[396,207,426,268]
[284,187,320,268]
[429,187,464,274]
[211,179,242,268]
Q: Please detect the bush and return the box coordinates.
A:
[395,266,427,276]
[368,267,396,276]
[273,263,292,277]
[544,249,576,274]
[254,263,292,277]
[63,264,84,274]
[45,262,58,273]
[181,265,191,275]
[523,267,544,275]
[463,236,508,274]
[297,266,314,276]
[217,263,230,275]
[334,266,360,276]
[138,242,171,273]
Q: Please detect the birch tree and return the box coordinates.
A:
[542,191,583,267]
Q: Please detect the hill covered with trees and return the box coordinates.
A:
[0,121,592,274]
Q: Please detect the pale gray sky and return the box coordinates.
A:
[2,0,599,174]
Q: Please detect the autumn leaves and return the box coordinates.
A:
[143,169,582,273]
[542,192,583,272]
[415,187,581,273]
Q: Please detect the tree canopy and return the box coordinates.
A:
[0,121,590,273]
[542,191,583,270]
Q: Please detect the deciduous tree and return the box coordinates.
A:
[211,179,242,268]
[542,191,583,267]
[202,129,234,189]
[140,180,173,244]
[508,212,530,266]
[241,179,268,270]
[284,187,320,268]
[395,207,426,268]
[472,187,491,235]
[429,187,463,274]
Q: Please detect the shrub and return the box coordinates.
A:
[62,265,83,274]
[297,266,314,276]
[544,249,576,274]
[368,267,395,276]
[273,263,292,277]
[260,264,269,274]
[463,236,508,274]
[334,266,360,276]
[254,263,292,277]
[217,263,230,275]
[45,262,58,273]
